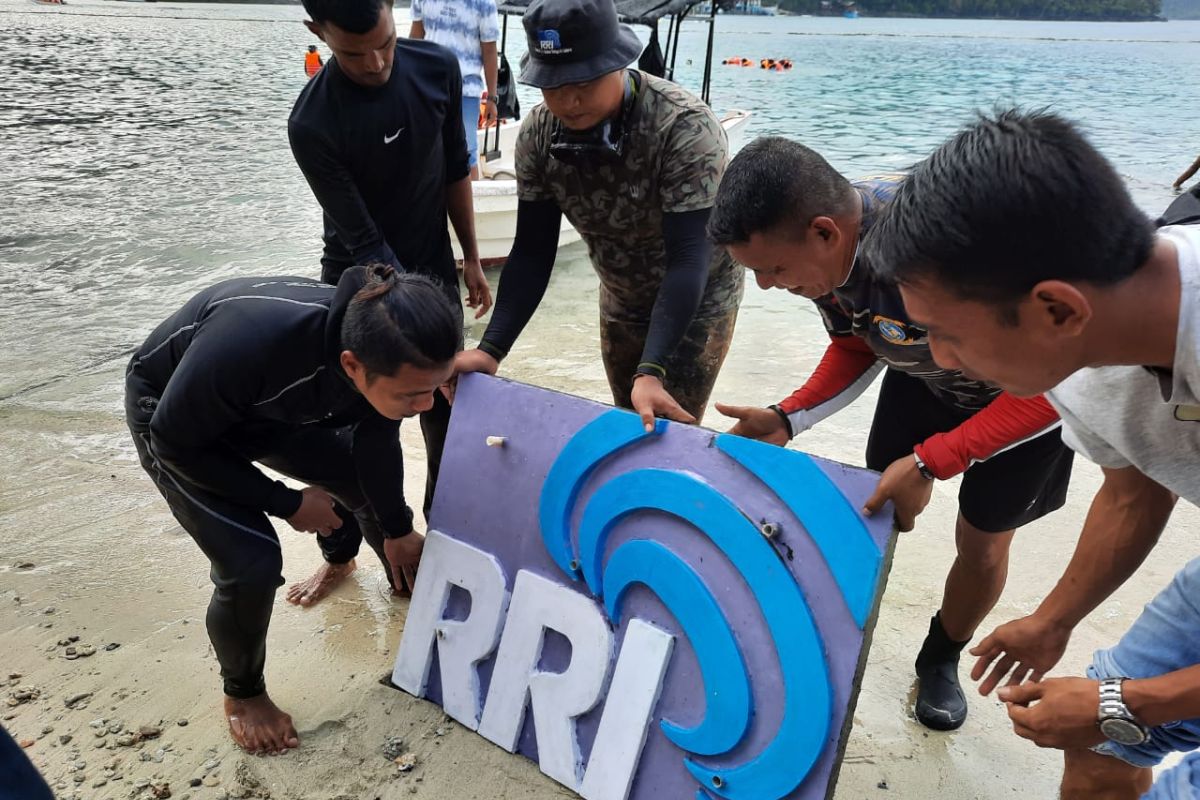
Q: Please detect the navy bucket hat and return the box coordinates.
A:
[518,0,643,89]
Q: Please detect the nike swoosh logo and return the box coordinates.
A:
[384,127,403,144]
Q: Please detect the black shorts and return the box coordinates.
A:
[865,370,1074,533]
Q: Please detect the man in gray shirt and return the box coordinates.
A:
[867,109,1200,799]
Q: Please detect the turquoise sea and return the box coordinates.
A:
[2,3,1198,408]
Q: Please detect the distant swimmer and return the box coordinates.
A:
[1173,154,1200,191]
[304,44,323,78]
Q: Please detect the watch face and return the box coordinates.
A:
[1100,717,1148,746]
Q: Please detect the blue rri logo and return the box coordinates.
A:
[538,28,563,51]
[393,379,893,800]
[538,410,884,799]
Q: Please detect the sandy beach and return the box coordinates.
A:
[3,296,1197,800]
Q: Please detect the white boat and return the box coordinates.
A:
[454,108,753,262]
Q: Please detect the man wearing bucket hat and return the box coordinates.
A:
[453,0,743,432]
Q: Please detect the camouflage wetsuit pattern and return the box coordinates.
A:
[515,71,743,418]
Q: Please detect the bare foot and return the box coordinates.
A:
[286,560,356,607]
[224,693,299,755]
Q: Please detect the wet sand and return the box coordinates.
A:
[2,262,1197,799]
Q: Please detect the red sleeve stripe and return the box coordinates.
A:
[777,335,882,435]
[913,392,1062,480]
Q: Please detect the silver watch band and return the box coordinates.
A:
[912,452,935,481]
[1098,677,1136,721]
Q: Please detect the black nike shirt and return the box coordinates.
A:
[288,39,470,290]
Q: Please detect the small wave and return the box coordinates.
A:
[0,346,136,403]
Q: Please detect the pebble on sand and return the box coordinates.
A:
[63,692,92,709]
[7,686,40,707]
[382,735,405,762]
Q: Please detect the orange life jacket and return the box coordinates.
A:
[304,51,323,78]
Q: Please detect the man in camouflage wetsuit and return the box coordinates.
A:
[453,0,742,430]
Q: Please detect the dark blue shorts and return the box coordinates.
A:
[865,370,1074,533]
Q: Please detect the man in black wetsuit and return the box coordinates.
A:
[125,266,459,755]
[288,0,490,605]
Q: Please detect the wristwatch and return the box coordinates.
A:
[1098,677,1149,746]
[912,451,935,481]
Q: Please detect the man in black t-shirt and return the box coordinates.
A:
[288,0,490,605]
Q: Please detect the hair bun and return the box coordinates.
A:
[366,262,397,283]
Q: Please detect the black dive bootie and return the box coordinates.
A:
[914,612,970,731]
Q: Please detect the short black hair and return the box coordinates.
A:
[707,136,857,245]
[867,109,1154,310]
[342,265,461,381]
[302,0,392,34]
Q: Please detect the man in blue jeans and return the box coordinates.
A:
[410,0,500,179]
[868,108,1200,798]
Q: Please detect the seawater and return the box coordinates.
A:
[0,0,1197,457]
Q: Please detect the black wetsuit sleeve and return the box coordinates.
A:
[288,119,403,270]
[442,54,471,185]
[352,413,415,538]
[637,208,714,376]
[148,339,304,519]
[478,198,563,359]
